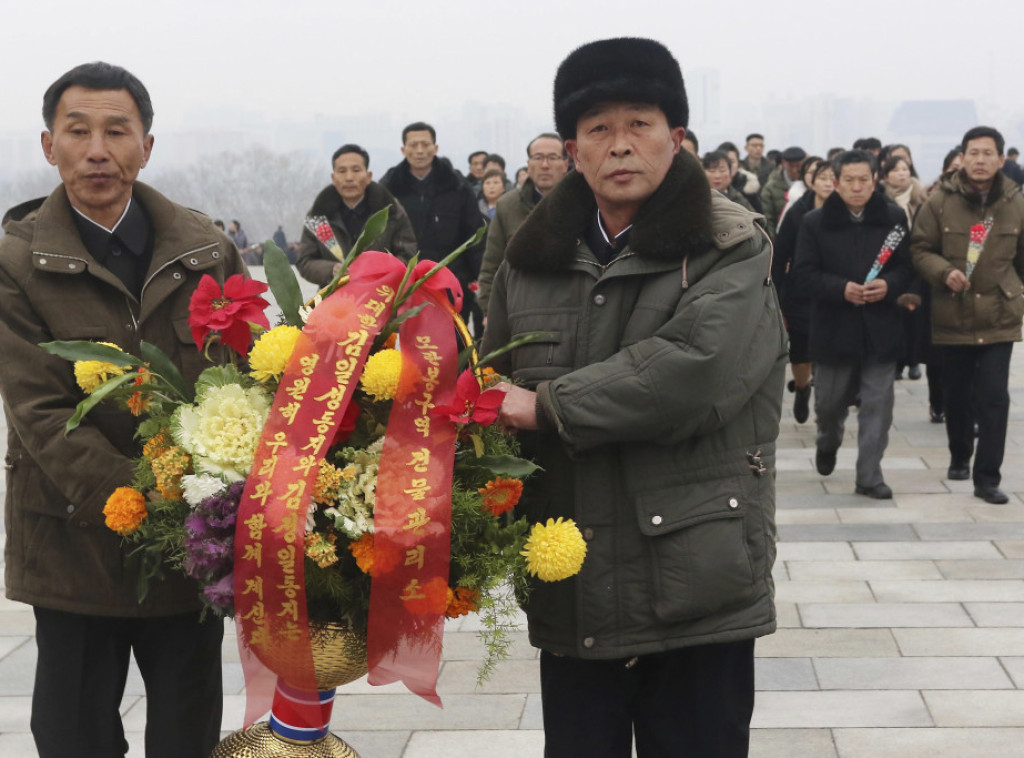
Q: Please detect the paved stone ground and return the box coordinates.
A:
[3,306,1024,755]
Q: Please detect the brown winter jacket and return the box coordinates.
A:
[911,170,1024,346]
[0,182,246,616]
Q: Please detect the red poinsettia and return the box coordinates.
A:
[188,274,270,356]
[431,369,506,426]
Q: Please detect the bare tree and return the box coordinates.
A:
[149,145,324,244]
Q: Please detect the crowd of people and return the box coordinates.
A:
[696,129,1024,506]
[3,41,1024,758]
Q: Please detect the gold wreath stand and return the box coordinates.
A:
[211,626,368,758]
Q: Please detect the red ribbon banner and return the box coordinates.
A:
[366,261,461,706]
[233,252,405,727]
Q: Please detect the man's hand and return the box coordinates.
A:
[863,278,888,303]
[946,269,969,293]
[494,382,539,431]
[844,282,867,305]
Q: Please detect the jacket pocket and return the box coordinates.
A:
[510,329,574,385]
[637,479,756,623]
[997,269,1024,327]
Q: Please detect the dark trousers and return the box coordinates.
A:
[540,639,755,758]
[943,342,1013,488]
[32,607,224,758]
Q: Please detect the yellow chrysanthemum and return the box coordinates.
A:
[305,531,339,568]
[314,460,343,506]
[359,349,403,401]
[73,342,129,394]
[103,487,148,536]
[521,517,587,582]
[150,446,192,500]
[248,325,302,383]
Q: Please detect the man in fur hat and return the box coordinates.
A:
[482,37,787,757]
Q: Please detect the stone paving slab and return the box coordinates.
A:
[799,602,974,628]
[785,560,943,581]
[813,656,1013,690]
[833,727,1024,757]
[751,691,932,728]
[923,690,1024,727]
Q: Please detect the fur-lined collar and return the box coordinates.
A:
[506,151,713,270]
[821,188,900,229]
[941,168,1019,206]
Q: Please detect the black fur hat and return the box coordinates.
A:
[553,37,688,139]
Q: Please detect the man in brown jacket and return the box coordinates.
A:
[0,62,246,757]
[911,126,1024,504]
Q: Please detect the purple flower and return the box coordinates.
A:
[182,481,244,611]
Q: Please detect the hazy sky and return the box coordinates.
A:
[3,0,1020,140]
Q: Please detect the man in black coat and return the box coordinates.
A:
[380,122,484,330]
[792,150,913,499]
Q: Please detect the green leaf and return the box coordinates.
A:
[194,364,248,394]
[398,225,486,306]
[140,341,192,402]
[470,433,485,458]
[65,372,138,432]
[475,331,549,369]
[40,340,142,367]
[460,454,541,478]
[350,206,390,259]
[262,239,304,327]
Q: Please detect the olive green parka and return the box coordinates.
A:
[482,153,787,659]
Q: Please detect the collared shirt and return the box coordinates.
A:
[586,209,633,266]
[71,196,153,299]
[339,197,371,240]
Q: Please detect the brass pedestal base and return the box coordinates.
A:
[210,722,361,758]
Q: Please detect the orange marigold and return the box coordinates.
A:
[127,369,152,416]
[479,476,524,516]
[382,332,398,350]
[478,366,501,387]
[404,576,450,616]
[103,487,148,536]
[348,533,402,577]
[444,586,481,618]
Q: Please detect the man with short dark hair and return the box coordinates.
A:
[1000,145,1024,185]
[911,126,1024,504]
[761,146,806,236]
[476,132,568,316]
[381,122,484,329]
[741,133,773,186]
[483,37,786,757]
[466,149,488,192]
[718,141,762,212]
[0,61,247,758]
[853,137,883,157]
[295,143,417,286]
[792,150,913,499]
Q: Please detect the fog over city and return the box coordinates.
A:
[3,0,1022,240]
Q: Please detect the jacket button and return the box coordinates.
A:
[66,504,75,514]
[212,251,220,259]
[976,293,981,298]
[189,258,199,265]
[728,498,739,509]
[583,637,595,649]
[68,263,77,269]
[173,272,183,280]
[651,515,663,526]
[38,258,47,265]
[583,528,595,541]
[594,294,606,306]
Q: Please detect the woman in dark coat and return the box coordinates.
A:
[772,159,834,422]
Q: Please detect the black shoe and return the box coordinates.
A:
[908,364,922,380]
[974,486,1009,504]
[816,448,836,476]
[929,407,945,423]
[855,482,893,499]
[947,463,970,480]
[793,385,811,424]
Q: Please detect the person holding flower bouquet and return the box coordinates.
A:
[792,150,913,500]
[483,38,788,758]
[0,63,248,758]
[911,126,1024,505]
